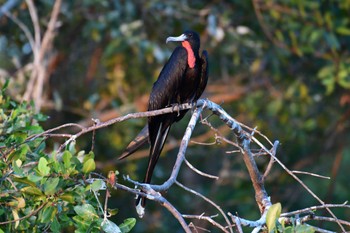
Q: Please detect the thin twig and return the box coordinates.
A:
[251,135,346,231]
[26,0,41,55]
[91,119,99,152]
[184,158,219,180]
[281,203,350,217]
[291,170,331,179]
[176,181,232,233]
[2,11,35,51]
[263,140,279,180]
[183,213,228,232]
[112,182,191,233]
[281,214,350,227]
[26,123,84,142]
[190,139,217,146]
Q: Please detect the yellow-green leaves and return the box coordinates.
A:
[38,157,50,177]
[119,218,137,233]
[82,158,96,174]
[266,202,282,232]
[44,177,60,195]
[74,204,98,220]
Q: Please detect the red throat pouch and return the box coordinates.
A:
[182,41,196,68]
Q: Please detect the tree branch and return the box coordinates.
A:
[29,99,349,232]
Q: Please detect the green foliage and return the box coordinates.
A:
[267,203,314,233]
[266,202,281,232]
[0,82,134,232]
[278,218,315,233]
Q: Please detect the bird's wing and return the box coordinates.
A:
[148,47,188,110]
[194,50,208,101]
[144,47,188,186]
[118,125,149,160]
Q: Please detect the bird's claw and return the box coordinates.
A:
[171,103,181,116]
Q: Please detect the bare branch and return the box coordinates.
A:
[182,214,228,232]
[112,181,191,233]
[29,99,349,232]
[263,140,279,180]
[228,211,267,229]
[176,181,233,233]
[253,138,346,231]
[184,158,219,180]
[0,0,22,18]
[281,214,350,228]
[281,203,350,217]
[1,10,35,52]
[26,0,41,54]
[291,170,331,179]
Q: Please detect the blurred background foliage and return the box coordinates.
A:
[0,0,349,232]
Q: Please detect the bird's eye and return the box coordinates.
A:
[188,33,192,37]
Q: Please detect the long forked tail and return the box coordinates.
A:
[136,123,171,217]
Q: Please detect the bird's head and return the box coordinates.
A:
[166,30,200,53]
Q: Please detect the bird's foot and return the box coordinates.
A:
[136,198,145,218]
[171,103,181,116]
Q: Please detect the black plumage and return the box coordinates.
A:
[120,30,208,214]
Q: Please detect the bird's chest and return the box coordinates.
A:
[178,66,200,101]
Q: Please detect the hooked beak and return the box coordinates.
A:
[166,34,188,44]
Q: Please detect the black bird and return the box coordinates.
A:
[120,30,208,216]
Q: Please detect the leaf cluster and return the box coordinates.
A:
[0,81,135,232]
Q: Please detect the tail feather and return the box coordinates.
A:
[118,126,149,160]
[138,123,171,208]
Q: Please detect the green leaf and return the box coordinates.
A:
[28,173,43,182]
[50,217,61,233]
[119,218,136,233]
[102,219,121,233]
[62,151,72,168]
[68,140,76,154]
[12,159,23,175]
[21,186,44,196]
[324,32,340,49]
[7,144,29,162]
[336,27,350,36]
[338,64,350,89]
[12,177,36,187]
[284,226,294,233]
[73,215,91,231]
[82,158,96,174]
[295,224,315,233]
[12,209,19,229]
[74,204,98,220]
[266,203,282,232]
[90,179,106,191]
[107,208,119,216]
[59,192,75,203]
[39,204,56,223]
[38,157,50,176]
[44,177,60,195]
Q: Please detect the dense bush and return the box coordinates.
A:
[0,81,135,232]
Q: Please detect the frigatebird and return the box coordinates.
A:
[119,30,208,216]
